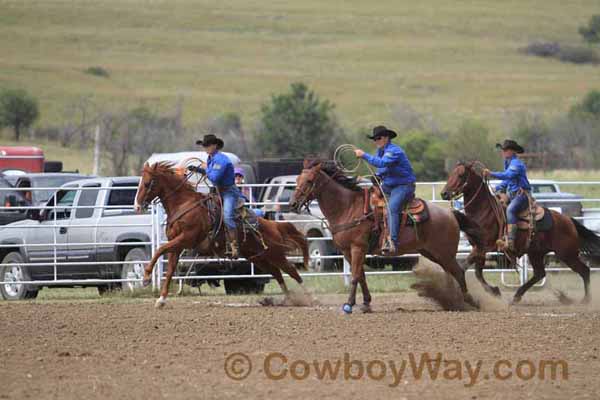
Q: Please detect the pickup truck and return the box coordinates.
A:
[0,176,267,300]
[260,175,419,272]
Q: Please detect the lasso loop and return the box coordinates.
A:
[333,144,390,211]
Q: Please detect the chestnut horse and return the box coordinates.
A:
[289,160,484,313]
[134,162,309,307]
[441,161,599,303]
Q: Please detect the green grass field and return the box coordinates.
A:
[1,0,600,133]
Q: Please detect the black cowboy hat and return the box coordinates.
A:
[196,134,224,149]
[495,139,524,154]
[366,125,397,140]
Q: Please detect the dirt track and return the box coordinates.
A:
[1,291,599,400]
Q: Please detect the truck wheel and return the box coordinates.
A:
[308,239,338,272]
[0,252,39,300]
[224,279,266,295]
[121,248,148,293]
[97,284,119,296]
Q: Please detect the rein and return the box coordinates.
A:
[299,170,372,235]
[455,163,507,244]
[166,197,209,231]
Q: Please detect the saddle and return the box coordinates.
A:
[202,194,266,255]
[368,187,429,253]
[496,192,553,232]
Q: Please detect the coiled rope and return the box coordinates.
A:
[333,144,390,210]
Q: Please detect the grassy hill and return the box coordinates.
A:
[1,0,600,137]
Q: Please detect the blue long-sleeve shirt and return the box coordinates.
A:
[361,142,416,187]
[206,151,235,187]
[491,155,531,195]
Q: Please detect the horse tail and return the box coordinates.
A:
[571,218,600,257]
[279,222,309,270]
[452,210,484,248]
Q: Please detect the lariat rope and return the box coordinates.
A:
[333,144,390,213]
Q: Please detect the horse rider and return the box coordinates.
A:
[354,125,417,253]
[483,139,531,252]
[188,134,241,258]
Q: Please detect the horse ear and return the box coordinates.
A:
[152,163,158,170]
[314,162,322,172]
[303,159,311,168]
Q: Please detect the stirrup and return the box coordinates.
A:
[227,240,239,258]
[382,238,397,254]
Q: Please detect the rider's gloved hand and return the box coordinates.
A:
[187,165,206,174]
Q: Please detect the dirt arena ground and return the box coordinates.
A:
[1,286,599,400]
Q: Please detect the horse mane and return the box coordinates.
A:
[308,159,362,192]
[148,162,197,194]
[459,160,487,180]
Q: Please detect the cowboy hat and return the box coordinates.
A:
[196,134,224,149]
[495,139,524,154]
[366,125,397,140]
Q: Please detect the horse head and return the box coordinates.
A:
[289,160,324,213]
[135,162,163,213]
[441,161,486,201]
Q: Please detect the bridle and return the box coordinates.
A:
[450,161,506,241]
[140,169,193,209]
[448,162,486,209]
[293,168,328,211]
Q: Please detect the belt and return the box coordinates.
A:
[509,188,530,198]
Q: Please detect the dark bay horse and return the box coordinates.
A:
[289,160,483,313]
[441,161,599,303]
[134,162,309,307]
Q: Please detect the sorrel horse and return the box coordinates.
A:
[289,160,484,313]
[441,161,599,303]
[134,162,310,307]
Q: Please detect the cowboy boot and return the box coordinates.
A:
[506,224,518,252]
[226,229,239,259]
[382,236,397,254]
[496,224,517,252]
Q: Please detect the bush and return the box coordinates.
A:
[396,131,446,181]
[84,66,110,78]
[570,89,600,117]
[521,41,599,65]
[257,82,345,158]
[34,126,61,141]
[446,119,501,170]
[557,45,600,65]
[0,88,39,141]
[579,15,600,45]
[522,41,561,58]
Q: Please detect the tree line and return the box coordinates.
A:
[1,82,600,179]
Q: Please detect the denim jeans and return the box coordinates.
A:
[506,192,529,224]
[384,184,416,243]
[221,186,241,230]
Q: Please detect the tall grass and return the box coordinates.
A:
[0,0,599,131]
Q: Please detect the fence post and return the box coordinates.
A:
[343,258,351,287]
[520,255,529,286]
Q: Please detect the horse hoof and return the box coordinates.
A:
[142,279,151,288]
[490,286,501,297]
[360,304,372,313]
[464,294,479,309]
[510,296,521,305]
[342,304,353,314]
[155,296,167,309]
